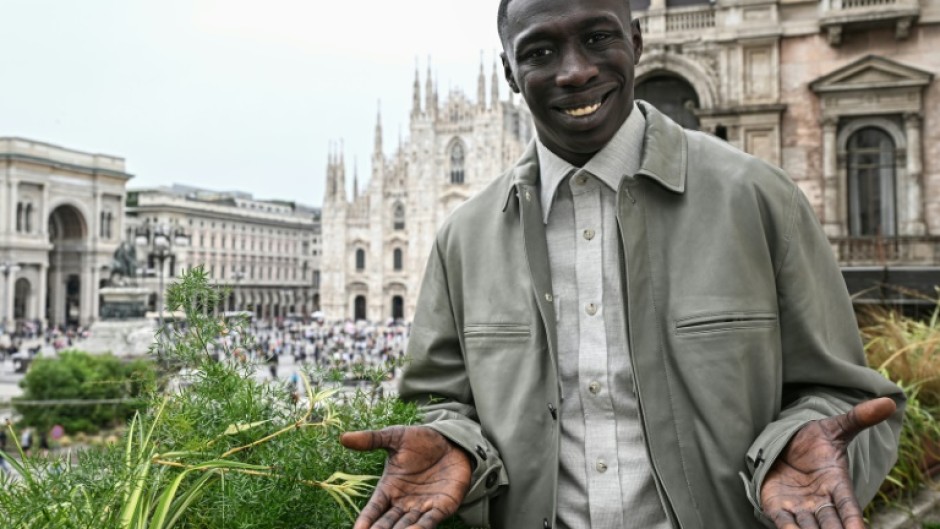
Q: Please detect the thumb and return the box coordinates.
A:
[833,397,897,441]
[339,428,399,452]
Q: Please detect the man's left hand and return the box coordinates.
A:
[760,397,897,529]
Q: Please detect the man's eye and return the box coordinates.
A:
[587,33,610,45]
[523,48,553,60]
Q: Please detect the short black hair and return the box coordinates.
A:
[498,0,634,42]
[497,0,511,42]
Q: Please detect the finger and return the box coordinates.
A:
[794,510,822,529]
[352,492,392,529]
[769,509,801,529]
[390,509,422,529]
[833,397,897,440]
[372,506,406,529]
[815,503,842,529]
[834,489,867,529]
[408,508,448,529]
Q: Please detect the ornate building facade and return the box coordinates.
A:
[320,62,533,321]
[0,137,131,329]
[125,185,321,321]
[631,0,940,304]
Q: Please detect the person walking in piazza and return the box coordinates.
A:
[341,0,905,527]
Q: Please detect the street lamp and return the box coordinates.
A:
[0,261,21,333]
[136,223,189,331]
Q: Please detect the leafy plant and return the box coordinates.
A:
[0,267,469,528]
[861,301,940,515]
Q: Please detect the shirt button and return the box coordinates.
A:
[545,293,554,302]
[576,174,588,185]
[585,303,598,316]
[596,459,608,473]
[589,381,601,395]
[583,229,595,241]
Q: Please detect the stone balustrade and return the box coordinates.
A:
[831,236,940,266]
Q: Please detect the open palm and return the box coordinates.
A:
[341,426,471,529]
[760,398,896,529]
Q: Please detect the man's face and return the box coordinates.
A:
[500,0,643,166]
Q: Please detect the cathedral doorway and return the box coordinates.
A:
[391,296,404,321]
[13,278,30,321]
[635,74,701,130]
[354,295,367,321]
[47,204,89,328]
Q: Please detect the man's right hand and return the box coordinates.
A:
[340,426,472,529]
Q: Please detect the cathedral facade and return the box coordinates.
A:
[320,63,532,322]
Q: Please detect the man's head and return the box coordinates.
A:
[498,0,643,166]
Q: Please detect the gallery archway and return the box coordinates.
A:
[47,204,89,328]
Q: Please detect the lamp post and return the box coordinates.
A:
[136,223,189,332]
[0,261,21,333]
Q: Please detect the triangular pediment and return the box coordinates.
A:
[810,55,933,93]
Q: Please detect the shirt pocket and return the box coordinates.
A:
[674,311,777,336]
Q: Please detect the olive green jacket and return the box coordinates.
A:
[398,102,904,529]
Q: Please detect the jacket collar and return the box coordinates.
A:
[502,100,688,213]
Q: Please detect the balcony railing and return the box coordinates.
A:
[636,5,717,38]
[820,0,920,44]
[831,236,940,266]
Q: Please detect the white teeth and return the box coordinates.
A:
[564,102,602,117]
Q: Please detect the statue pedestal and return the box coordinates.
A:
[84,287,156,357]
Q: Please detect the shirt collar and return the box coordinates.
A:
[536,102,646,224]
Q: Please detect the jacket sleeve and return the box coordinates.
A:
[398,237,508,527]
[743,187,906,525]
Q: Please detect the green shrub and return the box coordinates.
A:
[14,351,156,433]
[0,267,469,528]
[862,302,940,513]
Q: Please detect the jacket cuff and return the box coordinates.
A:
[424,419,508,507]
[743,408,824,526]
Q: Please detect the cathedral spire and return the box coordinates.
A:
[477,51,487,111]
[425,56,436,119]
[325,141,335,202]
[374,101,383,157]
[353,156,359,198]
[412,58,422,118]
[491,55,501,110]
[337,140,347,203]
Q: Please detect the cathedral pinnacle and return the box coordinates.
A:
[478,51,487,111]
[425,56,436,118]
[374,100,383,157]
[491,55,501,111]
[412,58,422,118]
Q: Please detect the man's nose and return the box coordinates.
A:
[555,46,599,87]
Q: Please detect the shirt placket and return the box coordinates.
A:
[571,170,624,529]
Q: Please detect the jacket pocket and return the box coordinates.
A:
[464,323,531,339]
[674,311,777,335]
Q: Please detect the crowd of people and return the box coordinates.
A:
[206,317,411,382]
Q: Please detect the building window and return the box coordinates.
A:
[356,249,366,271]
[847,127,896,236]
[393,203,406,230]
[354,295,367,321]
[393,248,403,271]
[449,142,466,184]
[15,203,23,233]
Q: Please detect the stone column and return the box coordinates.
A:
[903,113,926,235]
[80,257,94,327]
[0,173,7,235]
[2,268,14,330]
[90,263,101,324]
[40,184,50,236]
[821,117,843,237]
[8,179,19,235]
[38,263,48,329]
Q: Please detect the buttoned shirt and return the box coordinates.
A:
[537,103,669,529]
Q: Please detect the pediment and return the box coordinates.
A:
[810,55,932,94]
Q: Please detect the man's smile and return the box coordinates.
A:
[553,89,615,118]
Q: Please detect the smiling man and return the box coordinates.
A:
[341,0,904,528]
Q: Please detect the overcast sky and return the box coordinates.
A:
[0,0,505,208]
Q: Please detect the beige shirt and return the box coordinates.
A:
[537,103,670,529]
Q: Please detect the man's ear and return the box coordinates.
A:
[631,19,644,64]
[500,52,521,93]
